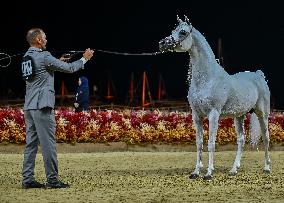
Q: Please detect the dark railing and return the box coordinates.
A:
[1,97,283,113]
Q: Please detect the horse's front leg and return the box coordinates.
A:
[189,111,204,179]
[204,109,220,180]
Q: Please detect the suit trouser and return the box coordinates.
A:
[22,108,58,184]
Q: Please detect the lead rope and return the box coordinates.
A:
[70,49,163,56]
[0,52,24,68]
[0,50,164,68]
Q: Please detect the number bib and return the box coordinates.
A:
[21,55,35,81]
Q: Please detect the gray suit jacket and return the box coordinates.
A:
[23,47,85,110]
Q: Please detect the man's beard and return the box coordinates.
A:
[41,44,47,50]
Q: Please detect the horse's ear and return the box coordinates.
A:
[177,15,183,24]
[184,15,191,25]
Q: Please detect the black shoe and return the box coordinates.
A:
[46,180,70,189]
[22,180,45,189]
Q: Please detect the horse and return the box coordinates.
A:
[159,15,271,180]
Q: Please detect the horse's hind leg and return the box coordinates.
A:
[257,113,271,173]
[229,115,245,176]
[189,111,204,179]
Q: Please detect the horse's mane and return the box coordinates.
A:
[191,27,216,62]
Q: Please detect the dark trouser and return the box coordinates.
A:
[22,108,58,184]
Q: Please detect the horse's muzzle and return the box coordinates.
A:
[159,36,176,52]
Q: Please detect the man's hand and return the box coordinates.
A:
[83,48,94,60]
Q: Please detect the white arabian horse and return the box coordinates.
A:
[159,16,271,180]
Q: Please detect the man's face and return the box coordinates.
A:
[38,31,47,50]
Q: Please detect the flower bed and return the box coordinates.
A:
[0,107,283,144]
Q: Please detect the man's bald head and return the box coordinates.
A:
[26,28,43,46]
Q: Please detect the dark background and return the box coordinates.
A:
[0,0,283,108]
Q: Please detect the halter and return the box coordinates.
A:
[160,23,193,52]
[173,23,193,46]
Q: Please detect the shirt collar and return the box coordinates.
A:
[28,47,42,52]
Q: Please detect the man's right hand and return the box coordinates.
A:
[83,48,94,60]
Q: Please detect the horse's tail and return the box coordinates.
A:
[256,70,265,77]
[249,112,261,149]
[256,70,267,81]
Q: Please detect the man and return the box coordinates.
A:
[21,28,94,189]
[74,76,89,112]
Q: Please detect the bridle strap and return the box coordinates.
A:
[171,24,193,48]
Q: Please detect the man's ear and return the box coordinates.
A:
[36,36,41,43]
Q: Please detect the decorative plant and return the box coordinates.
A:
[0,107,283,144]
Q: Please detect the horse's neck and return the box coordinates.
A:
[189,28,218,84]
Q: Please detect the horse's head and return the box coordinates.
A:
[159,15,193,53]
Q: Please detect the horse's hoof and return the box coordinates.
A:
[189,174,199,179]
[203,175,213,181]
[263,169,271,174]
[229,171,237,176]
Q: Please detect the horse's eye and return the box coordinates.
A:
[179,30,187,36]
